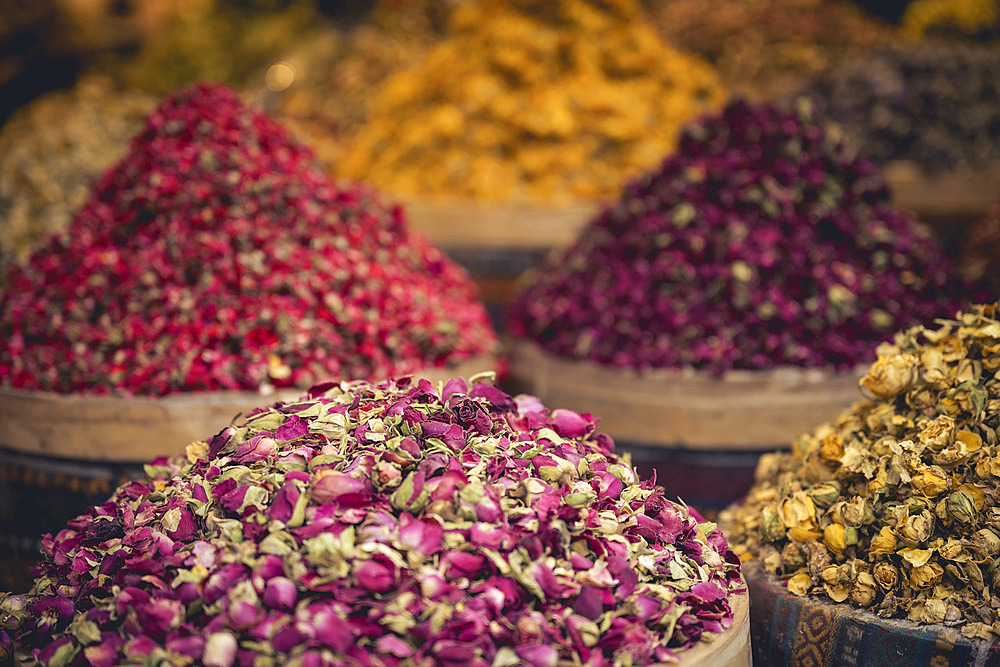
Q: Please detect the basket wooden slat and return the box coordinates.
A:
[399,197,600,250]
[884,161,1000,221]
[678,589,751,666]
[509,340,864,449]
[0,355,495,462]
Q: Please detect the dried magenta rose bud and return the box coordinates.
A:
[508,99,972,375]
[4,375,743,665]
[0,83,495,396]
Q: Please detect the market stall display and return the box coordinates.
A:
[508,99,969,506]
[724,302,1000,663]
[0,82,496,589]
[1,374,749,665]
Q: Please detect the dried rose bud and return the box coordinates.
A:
[787,571,813,596]
[850,572,878,607]
[760,506,785,542]
[860,353,919,398]
[872,562,900,590]
[807,481,841,509]
[909,561,945,589]
[918,414,955,451]
[896,511,935,546]
[945,491,978,523]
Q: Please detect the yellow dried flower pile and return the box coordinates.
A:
[724,303,1000,639]
[337,0,726,203]
[0,75,156,271]
[646,0,896,97]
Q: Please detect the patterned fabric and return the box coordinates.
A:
[747,564,1000,666]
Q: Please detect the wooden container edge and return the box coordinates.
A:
[508,340,865,449]
[0,355,496,462]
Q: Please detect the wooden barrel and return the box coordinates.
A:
[744,561,1000,666]
[883,161,1000,256]
[0,356,495,592]
[399,198,600,326]
[508,340,864,509]
[678,589,751,666]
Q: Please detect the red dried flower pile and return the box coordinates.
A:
[0,83,495,396]
[508,100,970,374]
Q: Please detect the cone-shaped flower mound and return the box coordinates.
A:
[508,99,966,374]
[0,83,495,396]
[1,375,743,665]
[337,0,725,202]
[724,303,1000,639]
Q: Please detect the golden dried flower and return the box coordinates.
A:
[824,524,848,554]
[897,511,934,546]
[918,414,955,450]
[869,526,898,556]
[820,433,845,465]
[787,571,813,596]
[872,562,900,590]
[850,571,879,607]
[909,561,944,589]
[860,353,918,398]
[760,506,785,543]
[910,466,949,498]
[945,491,978,523]
[807,481,841,509]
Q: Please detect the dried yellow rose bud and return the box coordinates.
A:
[972,529,1000,557]
[842,496,873,527]
[911,467,949,497]
[787,571,813,596]
[819,433,845,465]
[807,481,841,509]
[779,492,817,531]
[860,353,918,398]
[945,491,977,523]
[897,511,934,546]
[873,561,900,590]
[850,572,879,607]
[760,506,786,543]
[909,561,944,589]
[869,526,898,556]
[824,524,848,554]
[917,414,955,451]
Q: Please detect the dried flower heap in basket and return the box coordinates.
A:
[725,303,1000,639]
[2,375,743,665]
[0,83,494,396]
[508,100,965,375]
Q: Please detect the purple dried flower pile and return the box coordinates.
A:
[1,376,743,666]
[0,83,495,396]
[508,99,967,374]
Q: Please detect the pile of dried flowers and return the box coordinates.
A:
[646,0,894,97]
[0,75,156,272]
[508,99,965,374]
[724,303,1000,639]
[803,43,1000,172]
[337,0,725,202]
[1,375,743,665]
[0,83,495,396]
